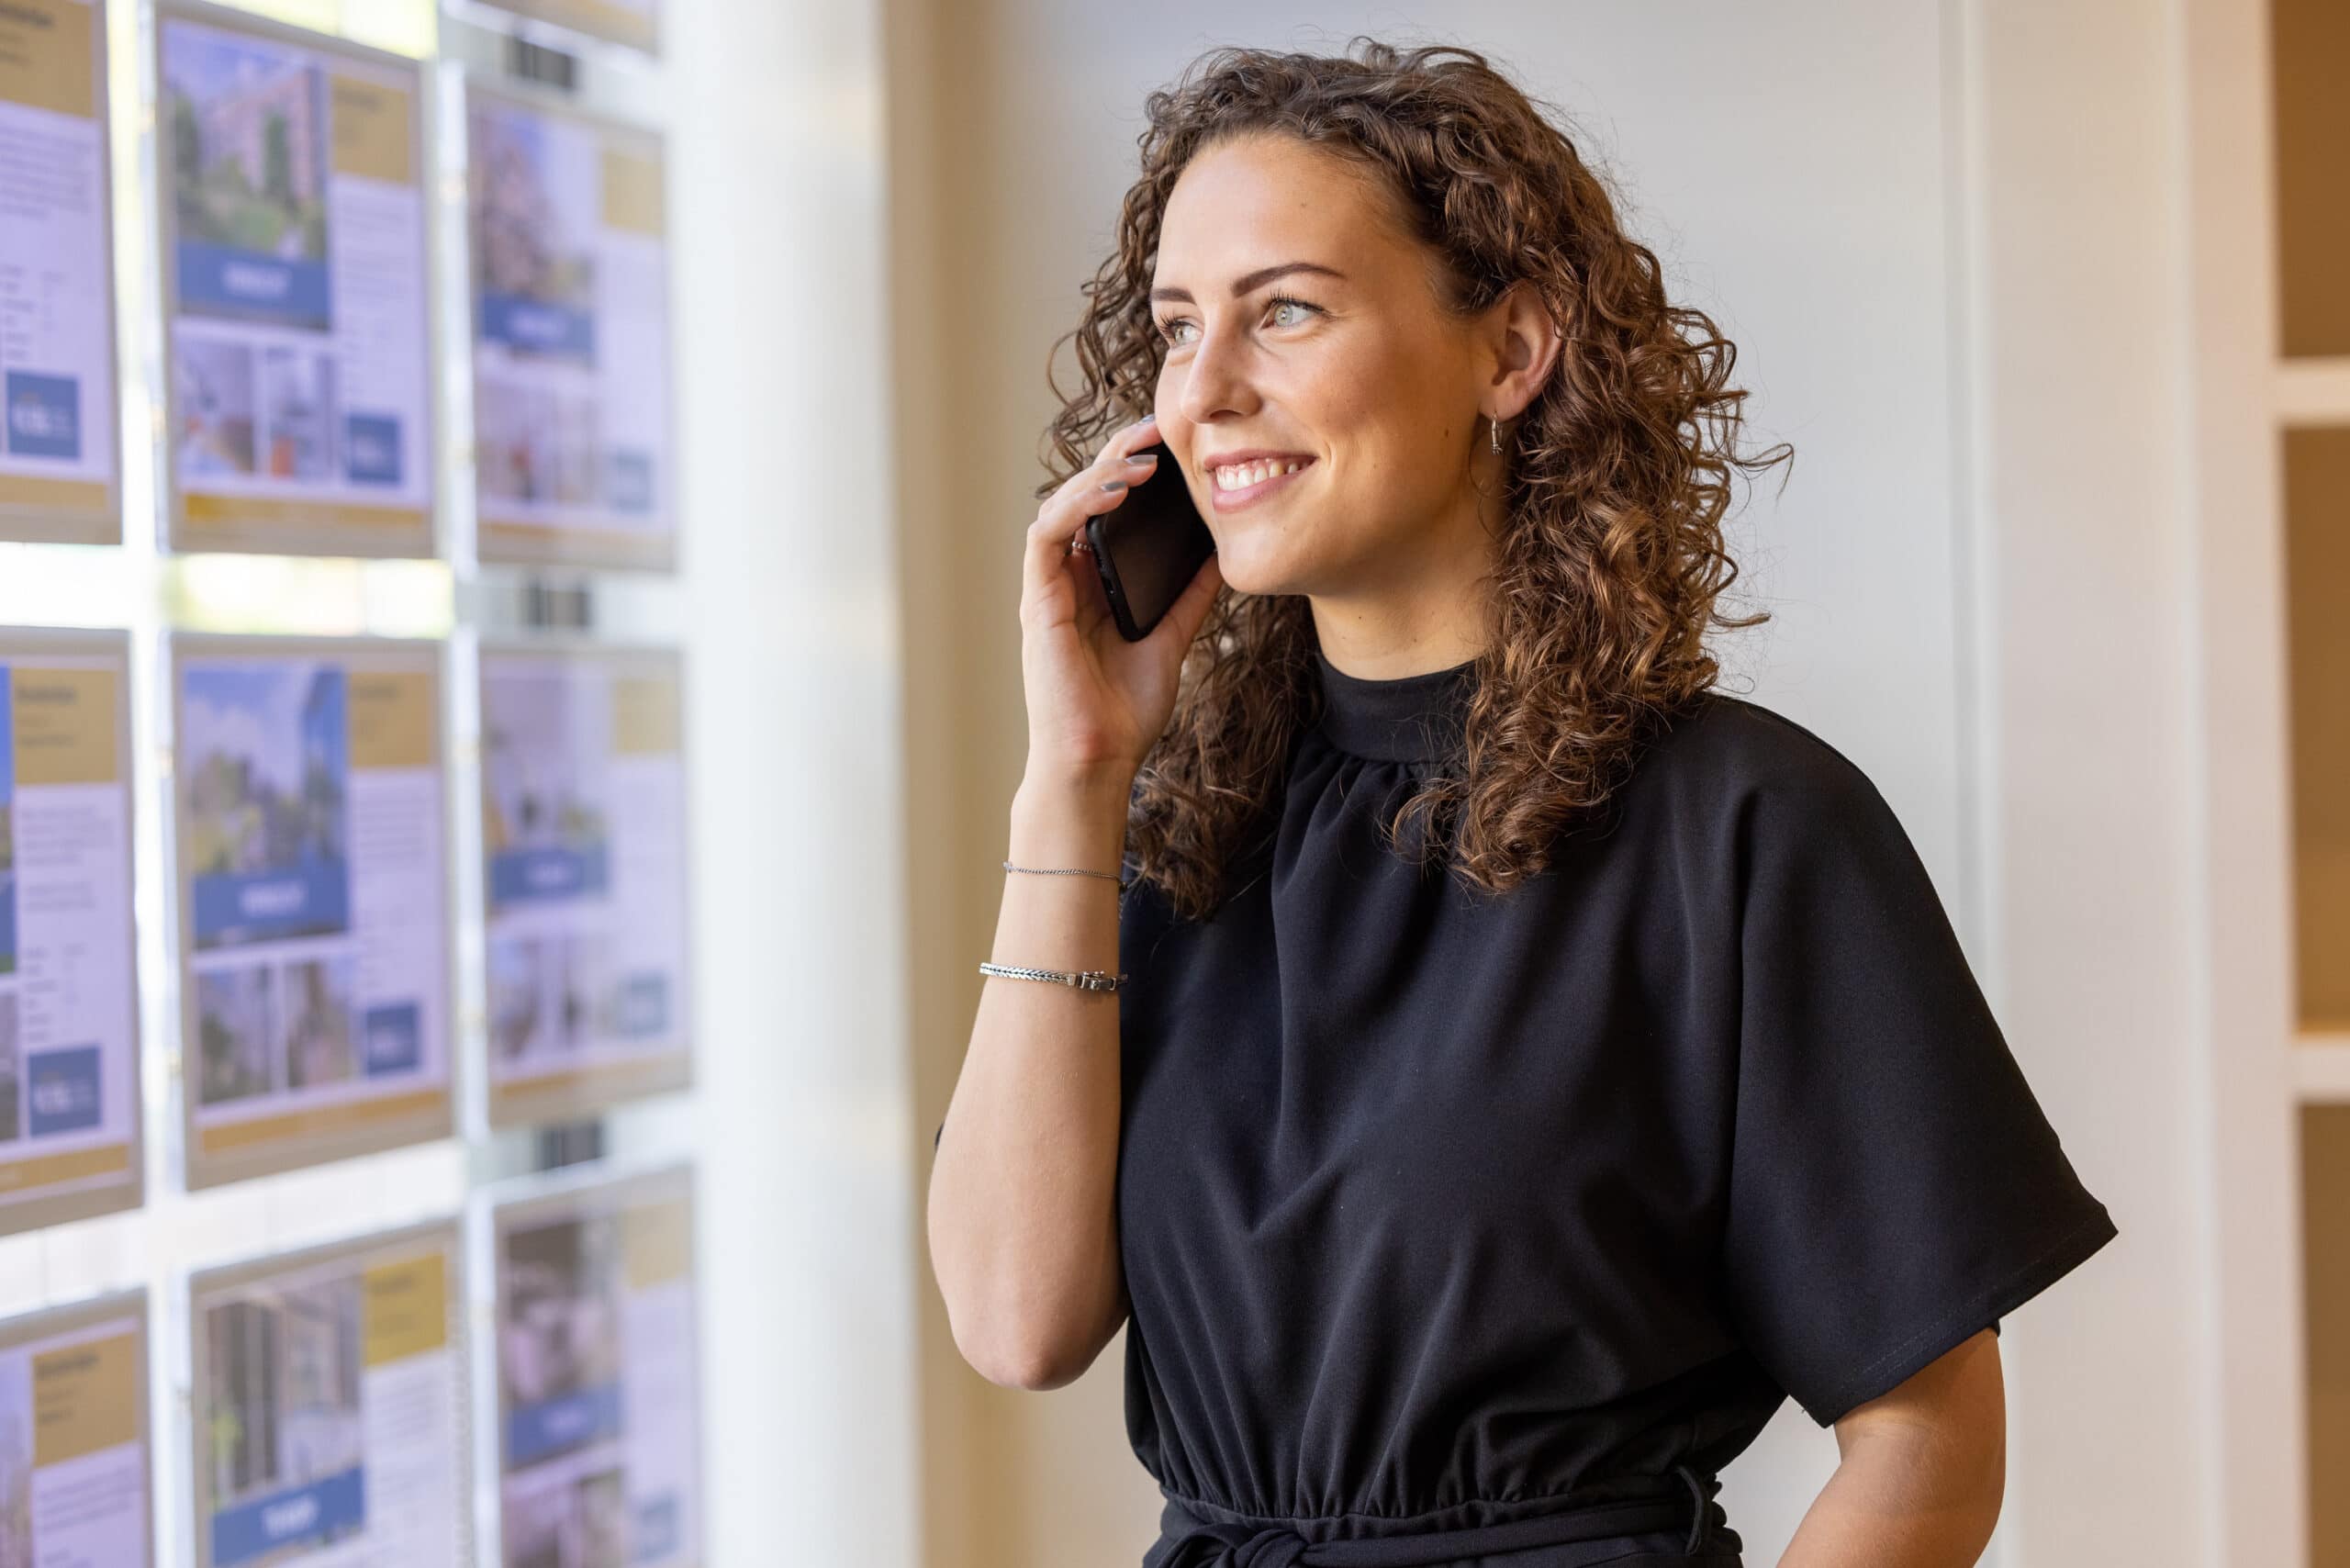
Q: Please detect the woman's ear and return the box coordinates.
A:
[1485,281,1564,420]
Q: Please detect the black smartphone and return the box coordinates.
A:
[1084,438,1216,642]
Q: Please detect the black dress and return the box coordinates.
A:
[1097,650,2117,1567]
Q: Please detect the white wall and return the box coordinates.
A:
[894,0,2228,1564]
[666,0,923,1562]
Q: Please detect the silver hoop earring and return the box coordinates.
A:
[1489,415,1504,455]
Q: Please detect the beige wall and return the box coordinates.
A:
[884,0,1065,1560]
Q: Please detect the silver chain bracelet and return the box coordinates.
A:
[1002,858,1136,894]
[987,860,1132,990]
[978,961,1128,991]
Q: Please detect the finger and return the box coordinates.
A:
[1064,526,1111,642]
[1024,472,1146,622]
[1092,413,1165,468]
[1036,420,1155,516]
[1035,460,1154,542]
[1021,510,1076,632]
[1038,436,1161,527]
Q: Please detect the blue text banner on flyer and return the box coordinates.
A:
[0,636,140,1234]
[175,639,451,1182]
[497,1170,699,1568]
[0,0,118,543]
[194,1226,463,1568]
[0,1296,151,1568]
[470,89,674,569]
[482,648,689,1124]
[161,10,431,553]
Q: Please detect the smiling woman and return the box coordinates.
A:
[1042,56,1794,924]
[928,37,2116,1568]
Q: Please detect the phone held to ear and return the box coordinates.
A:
[1085,438,1216,642]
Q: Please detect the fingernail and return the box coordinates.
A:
[1125,451,1158,464]
[1139,412,1157,423]
[1101,479,1128,492]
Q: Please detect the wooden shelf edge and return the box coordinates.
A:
[2277,359,2350,425]
[2294,1036,2350,1103]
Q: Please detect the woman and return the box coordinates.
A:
[927,39,2115,1568]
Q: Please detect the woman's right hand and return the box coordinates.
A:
[1019,414,1225,782]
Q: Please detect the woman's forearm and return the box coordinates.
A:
[925,766,1134,1391]
[1776,1422,2004,1568]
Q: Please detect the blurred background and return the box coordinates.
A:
[0,0,2337,1564]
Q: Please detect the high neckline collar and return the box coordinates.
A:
[1310,647,1480,764]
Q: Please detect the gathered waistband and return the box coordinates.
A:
[1146,1466,1741,1567]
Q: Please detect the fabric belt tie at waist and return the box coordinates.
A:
[1156,1465,1728,1567]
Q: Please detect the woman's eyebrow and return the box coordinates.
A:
[1150,261,1347,305]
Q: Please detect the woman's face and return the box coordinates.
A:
[1149,132,1497,601]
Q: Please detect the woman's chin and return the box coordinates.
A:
[1199,542,1297,599]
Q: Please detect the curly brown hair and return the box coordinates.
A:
[1039,38,1792,923]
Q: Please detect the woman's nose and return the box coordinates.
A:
[1177,328,1259,423]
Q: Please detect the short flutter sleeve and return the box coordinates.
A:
[1721,745,2117,1428]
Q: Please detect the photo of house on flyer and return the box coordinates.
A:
[173,635,452,1186]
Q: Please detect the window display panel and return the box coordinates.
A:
[0,1291,152,1568]
[188,1220,467,1568]
[468,86,675,571]
[171,633,453,1185]
[157,2,435,556]
[0,0,119,544]
[481,644,690,1126]
[476,0,658,53]
[494,1166,699,1568]
[0,629,140,1235]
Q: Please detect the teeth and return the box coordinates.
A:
[1214,459,1303,491]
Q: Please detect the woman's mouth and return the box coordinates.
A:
[1207,454,1315,512]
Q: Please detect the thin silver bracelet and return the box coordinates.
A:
[1003,858,1135,894]
[978,961,1128,992]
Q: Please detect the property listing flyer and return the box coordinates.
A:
[173,635,452,1186]
[0,630,140,1237]
[495,1167,699,1568]
[0,1292,152,1568]
[0,0,119,544]
[469,87,674,570]
[477,0,657,52]
[189,1221,467,1568]
[481,646,689,1126]
[159,5,433,555]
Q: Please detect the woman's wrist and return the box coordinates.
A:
[1016,757,1136,811]
[1010,765,1134,872]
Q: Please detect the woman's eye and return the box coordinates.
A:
[1263,292,1325,329]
